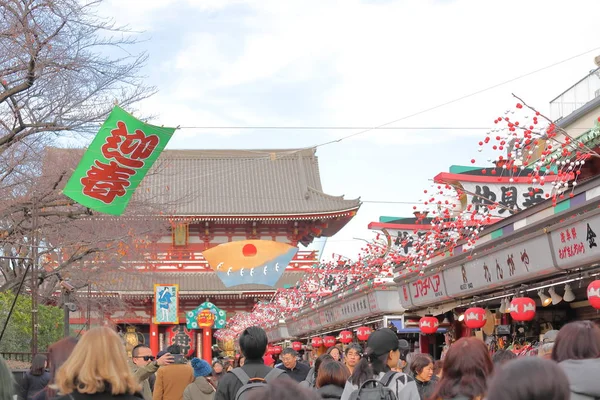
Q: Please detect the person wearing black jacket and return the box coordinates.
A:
[277,348,310,383]
[20,354,50,400]
[215,326,286,400]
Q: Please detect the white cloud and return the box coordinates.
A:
[98,0,600,260]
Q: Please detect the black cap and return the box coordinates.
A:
[366,328,400,357]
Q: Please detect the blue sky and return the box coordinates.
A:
[97,0,600,260]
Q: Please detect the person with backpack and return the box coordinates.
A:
[214,326,286,400]
[340,328,420,400]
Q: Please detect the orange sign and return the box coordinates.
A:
[197,309,215,328]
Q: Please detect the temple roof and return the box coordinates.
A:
[140,148,361,216]
[88,270,305,293]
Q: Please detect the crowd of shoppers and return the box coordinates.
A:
[3,319,600,400]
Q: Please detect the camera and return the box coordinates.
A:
[64,302,77,312]
[60,280,75,292]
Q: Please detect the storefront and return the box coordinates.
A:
[284,281,404,346]
[395,175,600,356]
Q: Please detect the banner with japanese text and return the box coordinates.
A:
[63,106,175,215]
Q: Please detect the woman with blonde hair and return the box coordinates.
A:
[54,327,143,400]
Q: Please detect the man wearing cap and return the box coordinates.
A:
[340,328,420,400]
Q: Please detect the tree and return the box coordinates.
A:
[0,0,170,297]
[0,292,63,352]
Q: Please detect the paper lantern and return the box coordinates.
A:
[357,326,371,341]
[510,297,536,321]
[292,341,303,351]
[588,280,600,309]
[323,336,336,348]
[311,337,323,348]
[339,330,353,344]
[463,307,487,329]
[419,316,439,334]
[272,345,282,355]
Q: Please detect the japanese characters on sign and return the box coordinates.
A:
[63,106,175,216]
[409,273,450,307]
[551,213,600,270]
[444,235,556,297]
[398,284,413,309]
[154,284,179,325]
[461,182,546,218]
[167,325,195,358]
[186,301,226,330]
[388,229,457,257]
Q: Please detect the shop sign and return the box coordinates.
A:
[386,229,459,258]
[286,319,302,337]
[398,284,413,308]
[266,328,283,343]
[551,213,600,270]
[410,273,450,306]
[306,312,322,331]
[461,182,546,218]
[367,292,379,312]
[338,296,371,322]
[319,308,338,326]
[444,235,556,297]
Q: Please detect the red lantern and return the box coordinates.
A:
[323,336,336,348]
[463,307,487,329]
[419,316,439,334]
[311,337,323,348]
[588,280,600,309]
[339,330,353,344]
[356,326,371,341]
[272,345,282,355]
[292,341,303,351]
[510,297,536,321]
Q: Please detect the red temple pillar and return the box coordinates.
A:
[202,327,212,363]
[150,323,159,355]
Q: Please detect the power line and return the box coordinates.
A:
[177,126,492,130]
[312,46,600,148]
[175,126,593,131]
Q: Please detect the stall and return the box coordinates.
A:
[285,281,404,345]
[395,175,600,356]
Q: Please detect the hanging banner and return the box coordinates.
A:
[186,301,227,330]
[63,106,176,216]
[166,325,196,358]
[202,240,298,287]
[153,284,179,324]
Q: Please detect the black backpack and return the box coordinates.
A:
[348,371,406,400]
[231,367,284,400]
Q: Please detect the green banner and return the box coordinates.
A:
[63,106,175,216]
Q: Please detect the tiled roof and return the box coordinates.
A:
[140,148,361,216]
[91,271,305,293]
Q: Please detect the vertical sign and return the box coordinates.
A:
[154,284,179,324]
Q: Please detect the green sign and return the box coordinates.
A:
[186,302,227,330]
[63,106,175,216]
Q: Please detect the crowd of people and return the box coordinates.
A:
[1,320,600,400]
